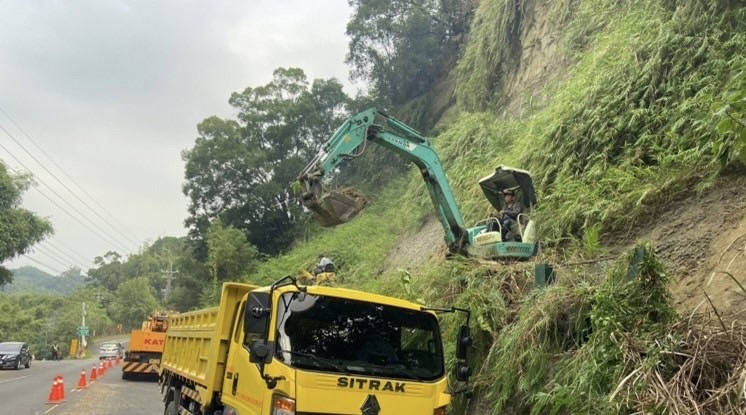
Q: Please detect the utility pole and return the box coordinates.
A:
[80,302,88,354]
[160,259,178,301]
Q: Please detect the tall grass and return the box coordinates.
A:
[250,1,745,414]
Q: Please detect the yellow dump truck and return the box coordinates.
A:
[159,277,472,415]
[122,312,170,379]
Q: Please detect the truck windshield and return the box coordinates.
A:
[275,293,444,381]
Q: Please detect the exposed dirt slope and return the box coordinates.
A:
[633,175,746,319]
[383,175,746,320]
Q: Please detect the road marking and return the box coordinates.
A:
[44,404,58,414]
[0,375,28,384]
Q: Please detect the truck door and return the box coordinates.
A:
[221,301,266,415]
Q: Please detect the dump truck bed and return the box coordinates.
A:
[160,283,257,394]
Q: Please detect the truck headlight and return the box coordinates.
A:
[271,395,295,415]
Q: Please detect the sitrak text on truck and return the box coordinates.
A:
[159,277,471,415]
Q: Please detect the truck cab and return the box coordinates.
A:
[160,278,471,415]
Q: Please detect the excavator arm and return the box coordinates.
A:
[298,108,467,252]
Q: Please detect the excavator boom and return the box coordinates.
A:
[299,108,467,251]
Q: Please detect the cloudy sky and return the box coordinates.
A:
[1,0,355,275]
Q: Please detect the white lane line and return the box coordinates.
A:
[44,404,58,414]
[0,375,28,384]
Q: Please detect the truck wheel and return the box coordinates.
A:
[164,401,177,415]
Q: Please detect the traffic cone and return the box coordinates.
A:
[98,361,105,377]
[90,364,97,381]
[58,375,66,400]
[77,369,87,389]
[46,377,61,404]
[107,359,113,369]
[115,354,121,365]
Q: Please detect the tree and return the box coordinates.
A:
[200,219,259,306]
[182,67,350,255]
[0,163,53,286]
[87,251,127,291]
[345,0,473,111]
[108,277,161,329]
[207,219,258,281]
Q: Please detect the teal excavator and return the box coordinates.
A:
[298,108,539,259]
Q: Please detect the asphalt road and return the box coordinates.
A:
[0,348,163,415]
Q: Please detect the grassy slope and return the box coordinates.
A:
[251,1,746,413]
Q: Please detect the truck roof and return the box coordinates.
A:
[251,282,431,313]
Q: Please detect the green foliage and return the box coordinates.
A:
[207,219,259,281]
[525,1,745,240]
[456,0,529,111]
[527,244,676,414]
[441,0,746,243]
[712,57,746,166]
[0,163,53,285]
[346,0,471,112]
[87,251,126,291]
[200,219,260,306]
[253,178,424,287]
[0,286,114,359]
[108,277,161,329]
[183,67,351,256]
[4,266,86,294]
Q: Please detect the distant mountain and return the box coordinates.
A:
[2,266,87,294]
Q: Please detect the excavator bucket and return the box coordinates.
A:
[304,188,367,227]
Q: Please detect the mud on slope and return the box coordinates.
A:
[383,174,746,320]
[637,175,746,318]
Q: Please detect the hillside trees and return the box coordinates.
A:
[0,289,112,359]
[182,67,350,256]
[346,0,473,114]
[199,219,259,305]
[0,163,53,286]
[108,277,160,329]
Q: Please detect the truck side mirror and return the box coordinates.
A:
[244,292,271,335]
[248,339,274,364]
[455,362,471,382]
[456,325,471,360]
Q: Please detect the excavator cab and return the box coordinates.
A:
[466,166,539,259]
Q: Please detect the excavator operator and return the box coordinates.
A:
[489,189,523,241]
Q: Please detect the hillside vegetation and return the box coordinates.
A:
[4,266,85,294]
[252,1,746,414]
[2,0,743,411]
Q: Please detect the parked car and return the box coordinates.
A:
[98,342,124,360]
[0,342,32,370]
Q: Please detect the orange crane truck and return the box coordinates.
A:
[122,312,171,380]
[159,277,472,415]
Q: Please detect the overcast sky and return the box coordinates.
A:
[1,0,355,275]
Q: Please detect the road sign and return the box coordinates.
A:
[77,326,89,337]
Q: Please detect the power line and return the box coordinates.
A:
[18,255,64,276]
[3,165,95,265]
[37,241,88,270]
[0,137,132,253]
[0,145,131,254]
[46,236,92,265]
[31,245,77,271]
[0,115,141,250]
